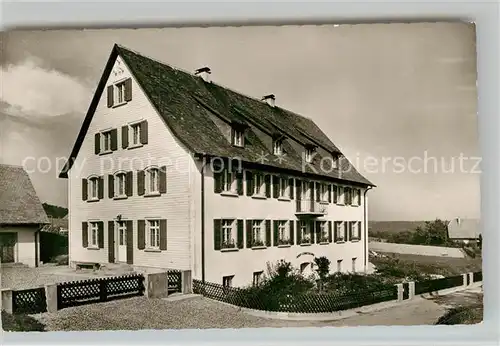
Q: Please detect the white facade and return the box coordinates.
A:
[66,54,370,287]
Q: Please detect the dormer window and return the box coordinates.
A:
[273,139,283,156]
[232,128,244,147]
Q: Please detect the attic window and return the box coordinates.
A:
[232,128,244,147]
[273,139,283,156]
[107,78,132,108]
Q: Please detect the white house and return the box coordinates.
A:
[0,164,49,267]
[447,217,481,244]
[59,44,375,287]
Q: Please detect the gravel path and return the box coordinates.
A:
[34,294,454,331]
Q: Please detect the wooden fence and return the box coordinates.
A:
[57,274,145,309]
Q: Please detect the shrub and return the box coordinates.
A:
[1,311,46,332]
[373,255,432,282]
[324,272,394,293]
[435,304,483,325]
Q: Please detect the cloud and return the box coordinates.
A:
[1,59,91,117]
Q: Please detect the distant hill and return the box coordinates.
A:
[368,221,428,235]
[42,203,68,219]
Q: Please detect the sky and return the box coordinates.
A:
[0,22,479,221]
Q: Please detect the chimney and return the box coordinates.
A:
[456,217,461,225]
[195,67,211,83]
[262,94,276,107]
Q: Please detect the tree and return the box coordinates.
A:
[313,256,331,292]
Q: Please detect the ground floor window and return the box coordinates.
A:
[253,271,264,286]
[89,222,99,247]
[147,220,160,249]
[0,232,17,263]
[252,220,264,247]
[221,219,236,249]
[222,275,234,287]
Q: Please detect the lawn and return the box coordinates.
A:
[371,252,482,277]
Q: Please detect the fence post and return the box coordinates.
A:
[395,283,403,302]
[99,280,107,302]
[1,289,13,314]
[462,273,468,287]
[408,281,415,299]
[468,272,474,284]
[44,284,58,313]
[181,270,192,294]
[145,272,168,298]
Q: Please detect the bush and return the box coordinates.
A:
[324,272,395,293]
[1,310,46,332]
[435,304,483,325]
[372,255,432,282]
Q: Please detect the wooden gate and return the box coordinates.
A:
[0,232,17,263]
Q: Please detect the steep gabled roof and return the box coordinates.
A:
[60,44,374,187]
[0,164,49,225]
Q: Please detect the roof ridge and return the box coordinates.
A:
[115,44,314,122]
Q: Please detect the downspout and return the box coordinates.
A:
[200,155,208,283]
[363,186,373,272]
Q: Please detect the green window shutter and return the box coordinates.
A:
[94,133,101,155]
[273,220,278,246]
[98,177,104,200]
[296,221,302,244]
[289,221,295,245]
[348,222,353,241]
[358,221,362,240]
[122,125,129,149]
[316,182,321,202]
[110,129,118,151]
[288,178,294,199]
[108,175,114,198]
[333,222,338,242]
[107,85,114,108]
[236,171,244,196]
[126,171,133,196]
[159,166,167,194]
[137,170,145,196]
[98,221,104,249]
[333,185,337,203]
[140,120,148,145]
[108,221,115,263]
[328,184,332,203]
[124,78,133,102]
[315,221,320,243]
[344,221,348,241]
[266,220,272,247]
[82,222,88,248]
[213,219,222,250]
[328,221,333,242]
[160,219,167,250]
[138,220,146,250]
[264,175,271,198]
[126,221,134,264]
[246,220,253,248]
[82,178,88,201]
[246,171,253,196]
[272,175,279,198]
[237,220,244,249]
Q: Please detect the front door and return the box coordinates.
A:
[0,232,17,263]
[117,222,127,262]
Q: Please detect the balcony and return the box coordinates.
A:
[295,199,328,216]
